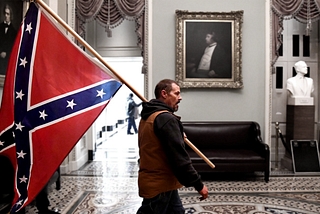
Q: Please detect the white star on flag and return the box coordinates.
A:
[0,140,4,146]
[26,22,33,34]
[96,89,106,98]
[19,175,28,183]
[66,99,77,110]
[15,122,25,131]
[16,200,23,206]
[0,2,122,212]
[16,90,25,100]
[17,150,27,159]
[39,110,48,120]
[19,57,28,68]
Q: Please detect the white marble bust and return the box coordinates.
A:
[286,61,314,98]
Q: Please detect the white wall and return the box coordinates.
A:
[150,0,266,139]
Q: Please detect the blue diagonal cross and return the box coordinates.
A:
[0,4,121,212]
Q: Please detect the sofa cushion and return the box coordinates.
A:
[183,122,255,149]
[187,149,266,163]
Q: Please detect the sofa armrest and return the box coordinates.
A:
[253,138,270,156]
[250,122,270,157]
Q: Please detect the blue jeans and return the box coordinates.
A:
[127,116,138,134]
[136,190,185,214]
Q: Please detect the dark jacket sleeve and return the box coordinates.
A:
[154,112,204,192]
[132,101,142,107]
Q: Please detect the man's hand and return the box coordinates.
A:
[198,185,208,201]
[208,70,218,77]
[0,52,6,58]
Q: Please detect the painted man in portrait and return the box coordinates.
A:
[0,4,17,75]
[187,30,232,79]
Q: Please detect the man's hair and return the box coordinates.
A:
[294,61,306,71]
[208,31,215,37]
[154,79,179,99]
[207,31,216,42]
[4,4,13,21]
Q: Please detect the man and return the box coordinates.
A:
[0,155,14,213]
[0,155,60,213]
[0,4,17,75]
[287,61,314,98]
[126,93,142,134]
[137,79,208,213]
[189,31,231,78]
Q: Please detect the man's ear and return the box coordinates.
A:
[160,90,167,99]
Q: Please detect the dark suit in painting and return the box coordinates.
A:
[0,22,17,75]
[201,43,231,78]
[187,31,232,79]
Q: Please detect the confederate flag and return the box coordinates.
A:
[0,2,122,213]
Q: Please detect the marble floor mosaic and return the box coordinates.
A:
[22,124,320,214]
[24,173,320,214]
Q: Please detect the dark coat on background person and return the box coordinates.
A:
[126,97,141,118]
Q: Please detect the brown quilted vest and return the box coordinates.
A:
[138,110,183,198]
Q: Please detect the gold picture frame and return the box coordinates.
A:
[175,10,243,89]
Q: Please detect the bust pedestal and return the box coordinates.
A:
[287,97,314,106]
[281,97,315,171]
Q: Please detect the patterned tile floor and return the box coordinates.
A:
[24,125,320,214]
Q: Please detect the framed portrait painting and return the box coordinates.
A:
[175,10,243,89]
[0,0,26,87]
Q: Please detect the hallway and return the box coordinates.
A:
[23,123,320,214]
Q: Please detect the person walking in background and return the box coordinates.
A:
[0,4,17,75]
[137,79,208,213]
[126,93,141,135]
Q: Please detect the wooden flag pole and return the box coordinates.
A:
[35,0,144,102]
[184,138,215,168]
[35,0,215,169]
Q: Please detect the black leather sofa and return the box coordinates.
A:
[183,121,270,182]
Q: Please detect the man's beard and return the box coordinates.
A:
[173,102,180,112]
